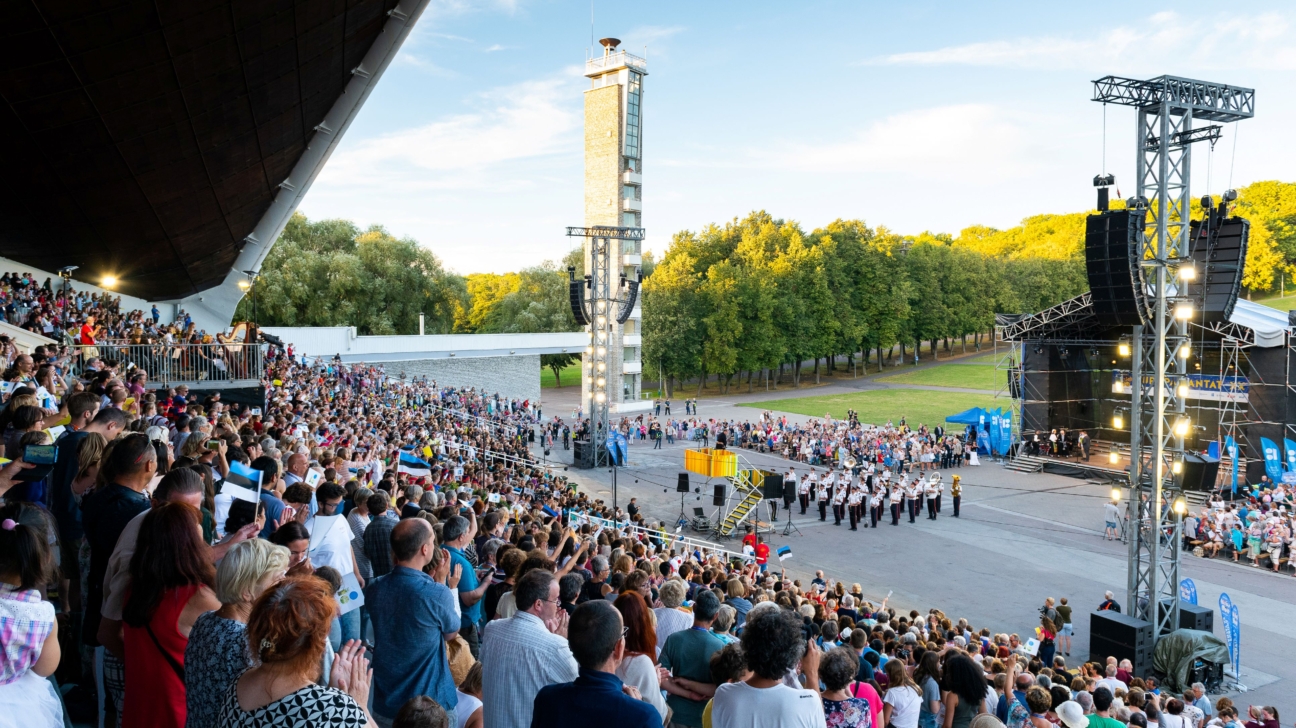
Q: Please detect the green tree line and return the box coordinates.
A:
[242,180,1296,391]
[640,212,1088,395]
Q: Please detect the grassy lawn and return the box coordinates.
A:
[541,362,582,388]
[1254,293,1296,311]
[738,388,1003,426]
[877,361,1004,390]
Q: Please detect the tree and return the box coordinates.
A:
[235,212,464,335]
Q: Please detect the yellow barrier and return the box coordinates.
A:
[684,448,738,478]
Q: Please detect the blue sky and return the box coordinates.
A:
[300,1,1296,274]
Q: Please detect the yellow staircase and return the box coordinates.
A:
[716,467,763,537]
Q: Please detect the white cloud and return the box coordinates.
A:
[483,44,507,52]
[394,53,459,77]
[750,104,1049,184]
[862,11,1296,71]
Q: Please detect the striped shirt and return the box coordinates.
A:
[480,612,578,728]
[0,583,55,685]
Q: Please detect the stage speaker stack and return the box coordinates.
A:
[1158,599,1215,633]
[1176,453,1220,492]
[1085,209,1149,326]
[1188,216,1249,323]
[760,472,784,501]
[677,473,691,493]
[713,484,726,506]
[573,440,594,469]
[568,280,588,325]
[1089,610,1153,677]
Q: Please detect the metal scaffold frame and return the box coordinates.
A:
[1094,74,1254,643]
[567,225,645,466]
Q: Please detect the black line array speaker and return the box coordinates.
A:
[1188,216,1249,323]
[1176,453,1220,492]
[713,484,726,506]
[568,281,588,325]
[1090,610,1153,677]
[1158,599,1214,633]
[677,472,691,493]
[760,472,784,500]
[1085,209,1148,326]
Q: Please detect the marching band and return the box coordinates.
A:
[781,463,953,531]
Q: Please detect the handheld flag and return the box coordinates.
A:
[398,451,431,478]
[223,461,263,503]
[777,545,793,561]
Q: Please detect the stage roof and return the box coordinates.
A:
[997,296,1290,348]
[0,0,407,302]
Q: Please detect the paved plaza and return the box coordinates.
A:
[539,383,1296,717]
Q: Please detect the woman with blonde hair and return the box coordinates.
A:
[184,539,290,728]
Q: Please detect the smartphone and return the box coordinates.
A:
[17,444,58,482]
[208,439,222,450]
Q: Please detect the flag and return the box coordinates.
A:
[1225,435,1239,493]
[777,545,793,561]
[222,461,262,503]
[399,451,431,477]
[1260,437,1282,483]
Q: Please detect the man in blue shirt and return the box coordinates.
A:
[443,514,489,657]
[365,518,460,727]
[250,455,285,539]
[532,600,659,728]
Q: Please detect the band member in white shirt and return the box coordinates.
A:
[870,487,885,528]
[795,467,810,514]
[889,481,904,525]
[832,474,847,526]
[925,475,939,520]
[848,485,863,531]
[906,477,921,523]
[816,471,829,521]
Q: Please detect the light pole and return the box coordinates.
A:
[57,266,78,332]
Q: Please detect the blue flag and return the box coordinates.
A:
[1260,437,1282,483]
[1225,436,1239,493]
[1179,578,1198,605]
[398,451,431,477]
[998,411,1013,457]
[988,409,1002,457]
[1285,438,1296,474]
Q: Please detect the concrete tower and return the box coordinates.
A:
[582,38,651,417]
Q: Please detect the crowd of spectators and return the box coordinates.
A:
[0,276,1288,728]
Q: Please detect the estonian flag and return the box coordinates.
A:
[777,545,793,562]
[399,451,431,478]
[223,461,263,503]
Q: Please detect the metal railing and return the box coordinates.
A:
[70,343,264,384]
[586,50,646,73]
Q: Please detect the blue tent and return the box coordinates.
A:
[945,407,984,425]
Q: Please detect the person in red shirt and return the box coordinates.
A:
[754,540,770,572]
[79,315,98,345]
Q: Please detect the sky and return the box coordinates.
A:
[299,0,1296,274]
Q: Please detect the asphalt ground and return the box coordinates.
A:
[539,384,1296,717]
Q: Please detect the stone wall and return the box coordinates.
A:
[387,355,541,403]
[583,83,622,227]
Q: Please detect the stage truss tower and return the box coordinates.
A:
[1093,75,1253,641]
[567,225,645,466]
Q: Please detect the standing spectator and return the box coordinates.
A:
[121,502,221,728]
[820,646,872,728]
[443,515,489,657]
[914,651,942,728]
[531,600,660,728]
[659,589,726,728]
[365,519,461,728]
[1190,684,1213,723]
[1087,688,1125,728]
[0,502,63,725]
[1055,598,1073,657]
[479,569,578,728]
[578,555,610,603]
[364,491,398,578]
[883,659,922,728]
[81,433,154,707]
[218,578,373,727]
[654,578,693,650]
[613,591,668,722]
[711,606,825,728]
[940,654,987,728]
[1097,591,1121,612]
[184,539,290,728]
